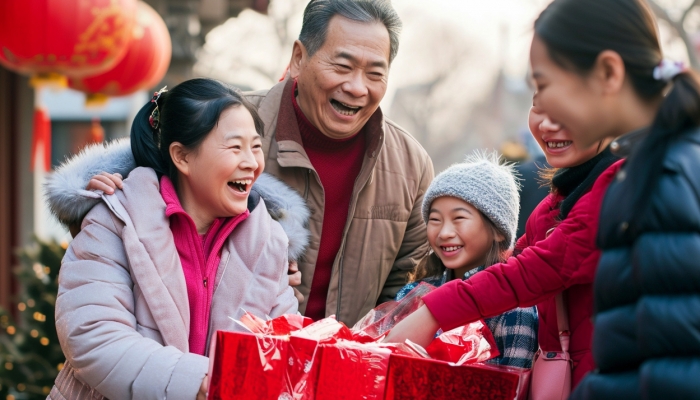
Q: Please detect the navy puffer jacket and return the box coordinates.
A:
[571,129,700,399]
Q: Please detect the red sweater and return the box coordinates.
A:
[423,161,624,388]
[291,84,366,320]
[160,176,249,355]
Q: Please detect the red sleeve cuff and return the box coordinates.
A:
[422,279,481,332]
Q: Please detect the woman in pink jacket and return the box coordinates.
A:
[49,79,304,400]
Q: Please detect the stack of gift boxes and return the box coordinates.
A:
[207,283,528,400]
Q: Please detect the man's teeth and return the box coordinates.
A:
[331,100,360,116]
[339,101,360,110]
[547,141,572,148]
[442,246,463,252]
[233,179,252,185]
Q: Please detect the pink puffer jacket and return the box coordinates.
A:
[49,167,298,400]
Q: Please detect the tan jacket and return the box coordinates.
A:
[246,79,434,325]
[49,168,297,400]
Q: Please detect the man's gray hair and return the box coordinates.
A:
[299,0,402,64]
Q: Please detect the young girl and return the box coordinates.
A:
[395,152,538,369]
[522,0,700,398]
[48,79,304,400]
[386,88,622,389]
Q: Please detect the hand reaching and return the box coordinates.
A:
[86,172,124,194]
[383,305,440,348]
[69,172,124,237]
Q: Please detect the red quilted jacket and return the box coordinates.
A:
[423,160,624,388]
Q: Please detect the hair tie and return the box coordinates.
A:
[653,59,687,82]
[149,86,168,130]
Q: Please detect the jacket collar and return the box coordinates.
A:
[439,264,486,285]
[610,126,650,158]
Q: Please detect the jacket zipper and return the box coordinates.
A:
[335,242,347,317]
[304,170,310,200]
[203,249,232,355]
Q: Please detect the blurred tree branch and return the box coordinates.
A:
[647,0,700,69]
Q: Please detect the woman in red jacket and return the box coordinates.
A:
[386,104,622,388]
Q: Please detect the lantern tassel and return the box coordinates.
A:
[30,108,52,172]
[85,93,109,108]
[89,117,105,144]
[29,73,68,89]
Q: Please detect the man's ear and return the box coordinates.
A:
[289,40,307,79]
[592,50,626,95]
[169,142,190,176]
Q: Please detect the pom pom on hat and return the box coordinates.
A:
[422,151,521,248]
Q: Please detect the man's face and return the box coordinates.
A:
[291,15,391,140]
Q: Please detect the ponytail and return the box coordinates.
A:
[619,70,700,234]
[130,99,168,176]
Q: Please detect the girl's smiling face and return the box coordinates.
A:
[427,197,503,278]
[529,35,612,167]
[527,105,605,168]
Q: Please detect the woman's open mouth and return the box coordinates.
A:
[545,140,573,153]
[330,99,361,116]
[547,141,572,148]
[228,179,252,193]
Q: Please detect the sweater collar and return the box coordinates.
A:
[159,175,250,232]
[291,80,364,151]
[440,265,486,285]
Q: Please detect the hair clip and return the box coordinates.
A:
[149,86,168,130]
[653,59,686,82]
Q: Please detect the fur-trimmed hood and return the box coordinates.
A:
[44,138,310,261]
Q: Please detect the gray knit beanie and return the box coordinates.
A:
[422,151,521,248]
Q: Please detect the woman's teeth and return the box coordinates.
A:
[442,246,463,252]
[228,179,252,193]
[331,99,361,116]
[547,141,572,148]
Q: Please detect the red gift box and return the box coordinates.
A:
[208,331,290,400]
[425,320,499,365]
[315,341,391,400]
[286,335,321,399]
[209,307,520,400]
[384,355,523,400]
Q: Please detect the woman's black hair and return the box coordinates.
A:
[130,78,265,191]
[535,0,700,235]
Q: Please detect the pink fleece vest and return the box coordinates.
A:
[160,176,249,355]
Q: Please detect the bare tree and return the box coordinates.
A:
[648,0,700,69]
[194,0,306,90]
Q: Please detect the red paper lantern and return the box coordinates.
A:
[69,2,172,100]
[0,0,137,78]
